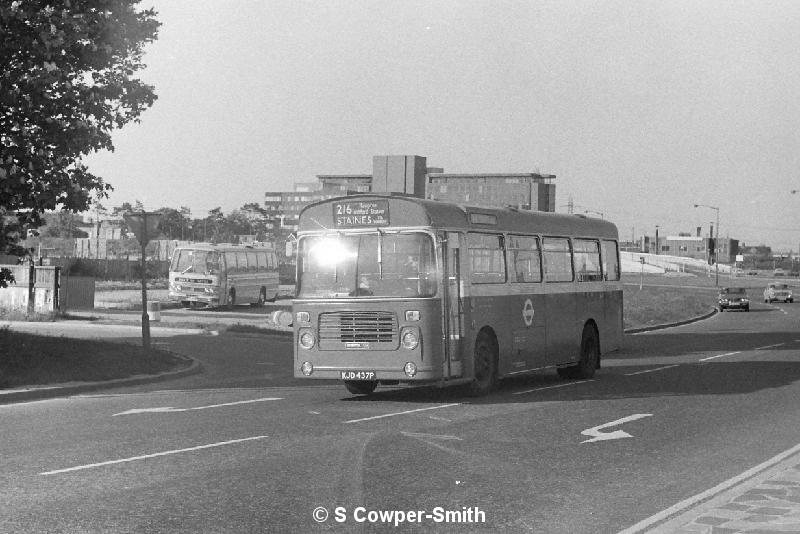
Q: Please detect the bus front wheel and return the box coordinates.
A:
[467,331,498,396]
[344,380,378,395]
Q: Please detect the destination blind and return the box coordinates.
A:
[333,200,390,228]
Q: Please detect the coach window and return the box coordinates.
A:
[224,252,237,274]
[601,240,621,281]
[236,251,248,273]
[246,251,258,272]
[507,235,542,282]
[542,237,573,282]
[574,239,602,282]
[467,233,506,284]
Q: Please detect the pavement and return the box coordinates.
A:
[3,307,800,533]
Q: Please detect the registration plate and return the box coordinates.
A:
[340,370,376,381]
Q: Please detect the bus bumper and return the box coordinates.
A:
[168,291,220,307]
[294,363,440,382]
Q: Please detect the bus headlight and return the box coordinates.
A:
[299,329,316,350]
[401,327,420,350]
[300,361,314,376]
[403,362,418,377]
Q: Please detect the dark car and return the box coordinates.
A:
[718,287,750,312]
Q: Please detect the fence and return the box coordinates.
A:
[43,257,169,281]
[59,273,95,310]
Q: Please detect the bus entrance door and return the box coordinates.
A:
[441,232,464,379]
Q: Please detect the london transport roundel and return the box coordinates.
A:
[522,298,535,327]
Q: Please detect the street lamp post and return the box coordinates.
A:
[694,204,720,286]
[655,225,660,255]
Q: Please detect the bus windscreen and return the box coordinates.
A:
[297,232,436,298]
[170,249,221,275]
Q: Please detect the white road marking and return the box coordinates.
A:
[754,343,784,350]
[400,432,462,441]
[512,380,594,395]
[617,442,800,533]
[112,397,282,416]
[625,365,679,376]
[40,435,269,476]
[699,351,741,362]
[343,403,461,424]
[581,414,653,443]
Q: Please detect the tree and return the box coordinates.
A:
[241,202,268,239]
[155,206,189,240]
[40,211,88,238]
[0,1,160,286]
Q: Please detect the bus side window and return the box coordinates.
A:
[236,252,248,273]
[224,252,237,274]
[246,251,258,272]
[574,239,602,282]
[507,234,542,283]
[542,237,573,282]
[601,240,620,281]
[467,232,506,284]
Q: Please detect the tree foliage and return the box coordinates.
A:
[0,0,160,285]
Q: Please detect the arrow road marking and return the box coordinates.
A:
[580,413,653,443]
[113,397,282,416]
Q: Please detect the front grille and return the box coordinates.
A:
[318,311,398,349]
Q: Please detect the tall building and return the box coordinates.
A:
[427,172,556,211]
[263,154,557,248]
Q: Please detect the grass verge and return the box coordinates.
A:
[0,326,189,389]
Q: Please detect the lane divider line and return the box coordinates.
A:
[40,435,269,476]
[624,365,679,376]
[754,343,785,350]
[699,351,741,362]
[512,380,593,396]
[343,403,461,424]
[112,397,283,416]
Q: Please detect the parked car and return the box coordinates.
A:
[764,282,794,303]
[718,287,750,312]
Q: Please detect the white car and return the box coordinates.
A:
[764,282,793,303]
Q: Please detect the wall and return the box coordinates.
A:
[0,265,60,315]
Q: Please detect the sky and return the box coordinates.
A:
[84,0,800,251]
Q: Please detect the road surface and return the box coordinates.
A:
[1,300,799,533]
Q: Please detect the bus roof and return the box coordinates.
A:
[173,242,275,251]
[298,194,618,239]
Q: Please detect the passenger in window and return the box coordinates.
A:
[402,255,419,274]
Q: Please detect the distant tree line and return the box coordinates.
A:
[42,201,272,244]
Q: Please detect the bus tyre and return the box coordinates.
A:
[344,380,378,395]
[558,324,599,380]
[575,324,599,379]
[467,331,498,396]
[252,288,267,307]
